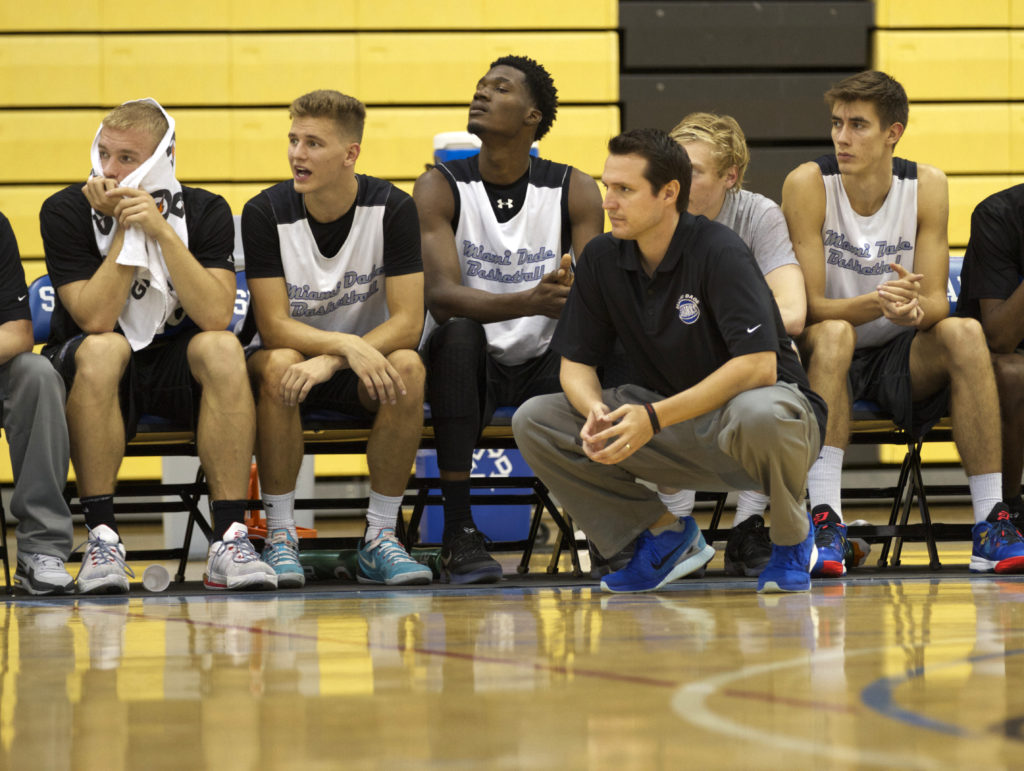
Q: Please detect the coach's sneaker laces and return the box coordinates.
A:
[261,528,306,588]
[724,514,773,577]
[758,512,817,594]
[441,527,502,584]
[357,528,432,586]
[971,503,1024,574]
[810,504,848,577]
[74,524,133,594]
[14,552,74,595]
[205,521,277,590]
[600,516,715,594]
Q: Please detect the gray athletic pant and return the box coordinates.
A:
[0,352,73,559]
[513,383,821,557]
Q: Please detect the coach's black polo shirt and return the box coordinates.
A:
[553,212,826,433]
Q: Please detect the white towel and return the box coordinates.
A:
[90,98,187,351]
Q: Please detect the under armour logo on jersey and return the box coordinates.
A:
[496,198,514,209]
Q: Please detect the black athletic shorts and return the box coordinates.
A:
[300,368,374,419]
[849,328,950,436]
[44,328,204,438]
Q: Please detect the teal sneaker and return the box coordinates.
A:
[261,528,306,588]
[357,529,433,586]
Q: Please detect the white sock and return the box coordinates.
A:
[365,490,403,541]
[807,445,845,521]
[733,490,769,526]
[657,489,696,519]
[263,491,297,540]
[968,473,1002,523]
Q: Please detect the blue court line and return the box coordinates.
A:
[861,647,1024,737]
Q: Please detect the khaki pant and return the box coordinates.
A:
[512,382,821,557]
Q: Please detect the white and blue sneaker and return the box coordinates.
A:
[261,528,306,588]
[758,512,817,594]
[357,529,432,586]
[600,516,715,593]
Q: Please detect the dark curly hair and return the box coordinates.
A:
[489,54,558,141]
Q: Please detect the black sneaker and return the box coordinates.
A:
[441,528,503,584]
[724,514,772,577]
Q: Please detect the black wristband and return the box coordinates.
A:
[643,402,661,434]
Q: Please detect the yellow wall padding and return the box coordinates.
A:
[896,104,1012,176]
[0,32,616,107]
[0,105,618,186]
[876,0,1011,28]
[875,31,1010,101]
[1,0,616,31]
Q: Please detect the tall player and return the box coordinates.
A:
[243,90,432,587]
[783,70,1024,575]
[414,55,604,583]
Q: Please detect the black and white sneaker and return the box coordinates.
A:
[14,552,75,595]
[441,528,503,584]
[724,514,773,577]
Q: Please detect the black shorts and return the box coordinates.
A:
[481,348,562,424]
[44,328,204,438]
[300,368,374,419]
[850,328,950,436]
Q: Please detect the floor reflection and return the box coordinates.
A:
[2,578,1024,768]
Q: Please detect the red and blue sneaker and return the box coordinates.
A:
[971,503,1024,574]
[810,504,848,577]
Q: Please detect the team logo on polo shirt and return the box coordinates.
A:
[676,293,700,325]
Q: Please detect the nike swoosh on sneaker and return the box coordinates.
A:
[652,540,689,570]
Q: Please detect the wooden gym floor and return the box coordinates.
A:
[0,503,1020,770]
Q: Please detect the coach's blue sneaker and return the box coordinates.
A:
[971,503,1024,574]
[358,529,433,586]
[810,504,848,577]
[757,513,817,594]
[261,528,306,588]
[600,516,714,594]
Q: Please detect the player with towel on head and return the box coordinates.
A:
[39,98,274,593]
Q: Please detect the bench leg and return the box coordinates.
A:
[176,468,213,584]
[877,450,914,568]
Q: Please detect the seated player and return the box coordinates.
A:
[956,184,1024,521]
[0,212,75,594]
[653,112,808,577]
[782,71,1023,576]
[414,55,603,583]
[40,99,274,592]
[244,90,431,586]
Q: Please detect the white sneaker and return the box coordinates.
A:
[14,552,75,595]
[75,524,132,594]
[205,522,277,590]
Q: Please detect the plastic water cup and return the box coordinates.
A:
[143,564,171,592]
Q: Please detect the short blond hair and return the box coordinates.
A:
[101,100,168,145]
[669,112,750,191]
[289,90,365,141]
